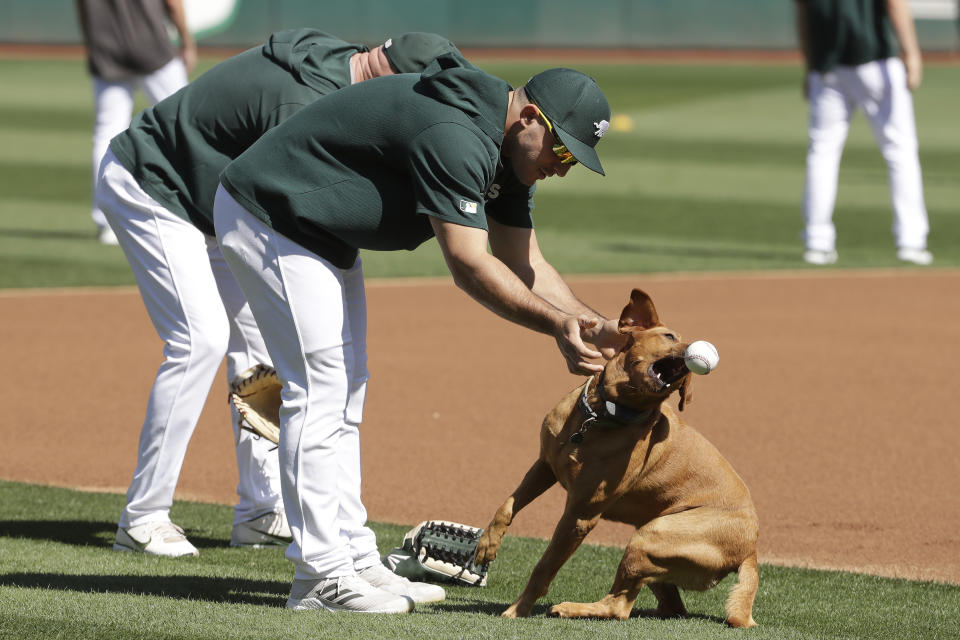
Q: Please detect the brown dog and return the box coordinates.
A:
[474,289,759,627]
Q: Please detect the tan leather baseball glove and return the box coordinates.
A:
[229,364,281,444]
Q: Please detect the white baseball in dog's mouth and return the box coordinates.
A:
[649,356,687,391]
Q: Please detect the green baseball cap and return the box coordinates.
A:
[524,68,611,176]
[382,32,461,74]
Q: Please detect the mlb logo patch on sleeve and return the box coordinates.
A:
[459,199,478,214]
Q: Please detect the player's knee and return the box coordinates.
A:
[168,317,230,364]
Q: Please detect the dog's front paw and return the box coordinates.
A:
[501,602,530,618]
[473,530,501,565]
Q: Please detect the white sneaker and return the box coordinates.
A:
[286,574,414,613]
[897,248,933,266]
[113,522,199,557]
[230,511,292,548]
[357,563,446,604]
[97,224,119,246]
[803,249,838,265]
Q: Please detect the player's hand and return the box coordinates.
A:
[554,316,604,375]
[903,51,922,91]
[181,41,198,75]
[578,316,627,360]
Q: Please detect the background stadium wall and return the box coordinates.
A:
[3,0,958,51]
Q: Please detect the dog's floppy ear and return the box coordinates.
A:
[618,288,661,332]
[678,374,693,411]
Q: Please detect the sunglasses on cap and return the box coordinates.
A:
[533,106,578,166]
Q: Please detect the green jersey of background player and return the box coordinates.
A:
[111,29,466,235]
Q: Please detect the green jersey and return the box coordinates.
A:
[220,61,535,269]
[109,29,365,235]
[798,0,899,72]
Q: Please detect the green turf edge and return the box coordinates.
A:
[0,481,956,640]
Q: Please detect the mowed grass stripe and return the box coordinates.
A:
[0,104,93,132]
[0,160,89,203]
[0,56,957,285]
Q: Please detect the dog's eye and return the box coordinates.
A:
[664,333,677,342]
[630,359,644,368]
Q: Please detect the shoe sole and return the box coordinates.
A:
[410,591,445,604]
[286,597,413,614]
[230,532,291,548]
[112,542,198,557]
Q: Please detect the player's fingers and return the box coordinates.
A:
[563,352,604,375]
[565,317,602,358]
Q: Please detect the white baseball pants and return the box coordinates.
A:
[803,57,929,253]
[96,150,282,528]
[90,57,188,230]
[213,186,379,579]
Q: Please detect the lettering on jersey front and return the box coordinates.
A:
[485,183,502,201]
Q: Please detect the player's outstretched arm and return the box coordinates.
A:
[487,218,625,358]
[430,216,603,374]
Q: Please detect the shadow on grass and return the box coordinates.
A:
[435,598,725,624]
[0,572,287,607]
[0,520,223,551]
[0,520,118,546]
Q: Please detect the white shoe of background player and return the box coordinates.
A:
[113,521,199,557]
[97,224,119,246]
[803,249,838,265]
[897,248,933,266]
[230,510,292,548]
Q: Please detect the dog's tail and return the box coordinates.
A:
[725,551,758,628]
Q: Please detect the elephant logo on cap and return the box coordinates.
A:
[594,120,609,138]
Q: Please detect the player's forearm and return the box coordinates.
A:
[164,0,195,48]
[887,0,921,57]
[448,251,565,336]
[887,0,922,89]
[527,258,600,318]
[794,1,811,69]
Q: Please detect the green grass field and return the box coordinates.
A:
[1,54,958,639]
[1,481,957,640]
[0,55,958,287]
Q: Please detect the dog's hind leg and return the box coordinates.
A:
[649,583,688,618]
[474,459,556,565]
[725,551,758,628]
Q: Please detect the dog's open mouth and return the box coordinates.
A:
[649,356,687,391]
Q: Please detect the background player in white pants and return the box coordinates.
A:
[76,0,196,245]
[796,0,932,266]
[98,31,464,561]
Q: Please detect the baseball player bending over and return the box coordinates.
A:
[213,61,624,613]
[98,30,460,603]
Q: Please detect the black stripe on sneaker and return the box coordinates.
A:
[333,592,364,606]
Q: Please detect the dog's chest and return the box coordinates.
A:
[548,419,667,492]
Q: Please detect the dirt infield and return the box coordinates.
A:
[2,270,958,584]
